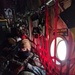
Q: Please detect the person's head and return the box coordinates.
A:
[20,39,31,52]
[8,38,16,45]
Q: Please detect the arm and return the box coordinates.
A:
[33,54,43,67]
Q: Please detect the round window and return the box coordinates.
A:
[50,37,67,64]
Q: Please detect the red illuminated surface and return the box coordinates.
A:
[31,2,59,74]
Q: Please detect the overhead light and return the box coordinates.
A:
[46,0,54,5]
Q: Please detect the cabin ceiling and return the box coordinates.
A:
[0,0,75,39]
[0,0,72,15]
